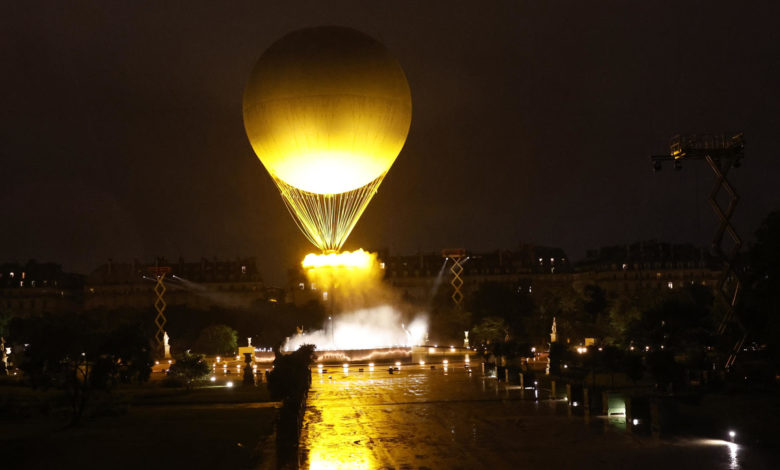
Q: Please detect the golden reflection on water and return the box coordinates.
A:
[302,367,750,470]
[308,438,376,469]
[301,364,477,469]
[306,393,377,470]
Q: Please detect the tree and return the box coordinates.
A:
[603,293,645,346]
[466,282,535,342]
[10,313,153,425]
[167,352,210,389]
[745,210,780,368]
[193,324,238,356]
[582,284,608,319]
[625,286,716,358]
[472,317,509,346]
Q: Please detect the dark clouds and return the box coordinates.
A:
[2,1,779,284]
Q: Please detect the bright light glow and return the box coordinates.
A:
[428,347,435,353]
[368,363,374,367]
[633,419,639,426]
[464,355,470,363]
[443,359,448,365]
[729,430,736,439]
[303,249,373,269]
[394,361,401,367]
[342,363,349,368]
[216,356,221,363]
[243,27,411,252]
[283,305,427,351]
[243,26,411,191]
[226,381,234,388]
[419,361,425,366]
[210,376,216,382]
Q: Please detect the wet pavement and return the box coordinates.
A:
[298,363,773,469]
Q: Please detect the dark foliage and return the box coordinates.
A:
[625,285,716,361]
[192,324,238,356]
[162,300,325,354]
[9,312,153,424]
[744,210,780,368]
[167,351,210,389]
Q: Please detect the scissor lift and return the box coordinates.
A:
[651,133,746,369]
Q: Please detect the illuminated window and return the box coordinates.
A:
[241,265,247,274]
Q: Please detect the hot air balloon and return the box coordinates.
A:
[243,27,412,252]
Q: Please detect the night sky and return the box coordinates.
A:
[2,2,779,285]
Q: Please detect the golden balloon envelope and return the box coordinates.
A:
[243,27,412,252]
[243,27,412,195]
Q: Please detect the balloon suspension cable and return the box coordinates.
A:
[272,173,386,253]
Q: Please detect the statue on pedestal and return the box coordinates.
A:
[243,352,255,386]
[163,331,171,358]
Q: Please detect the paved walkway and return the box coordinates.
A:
[298,363,767,469]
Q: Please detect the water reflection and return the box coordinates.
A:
[306,402,377,469]
[298,364,752,469]
[728,442,739,470]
